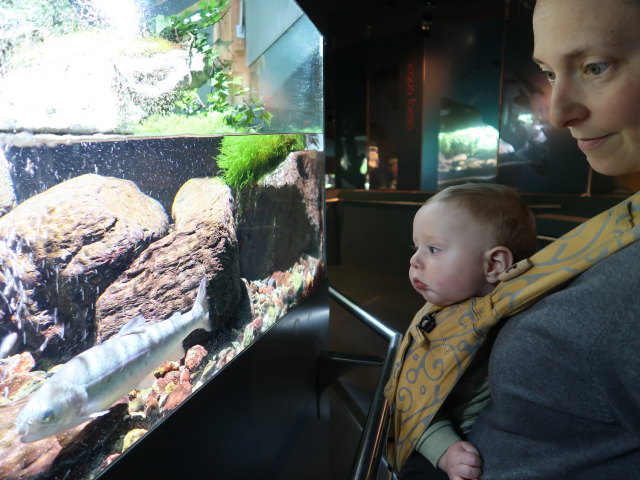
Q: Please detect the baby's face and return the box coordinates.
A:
[409,201,494,306]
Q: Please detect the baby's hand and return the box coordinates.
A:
[437,441,482,480]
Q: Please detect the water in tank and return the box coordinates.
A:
[0,0,324,478]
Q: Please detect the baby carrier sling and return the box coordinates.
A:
[384,192,640,472]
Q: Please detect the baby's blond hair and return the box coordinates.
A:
[426,183,537,262]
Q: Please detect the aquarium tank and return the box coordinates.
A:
[0,0,324,478]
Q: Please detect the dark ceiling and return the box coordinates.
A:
[295,0,511,46]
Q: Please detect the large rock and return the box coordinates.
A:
[95,177,243,342]
[0,31,205,134]
[0,174,169,358]
[4,136,221,215]
[236,150,324,279]
[0,395,128,480]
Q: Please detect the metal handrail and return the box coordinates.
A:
[329,286,402,480]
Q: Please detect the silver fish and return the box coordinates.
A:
[0,332,17,359]
[16,277,211,443]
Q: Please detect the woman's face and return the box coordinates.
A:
[533,0,640,176]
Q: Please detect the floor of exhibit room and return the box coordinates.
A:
[327,263,423,412]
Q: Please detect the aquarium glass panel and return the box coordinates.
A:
[0,0,323,140]
[0,1,324,478]
[248,14,324,133]
[431,20,503,188]
[497,13,590,193]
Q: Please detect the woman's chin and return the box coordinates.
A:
[586,155,640,177]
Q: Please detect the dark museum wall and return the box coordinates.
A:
[298,0,640,195]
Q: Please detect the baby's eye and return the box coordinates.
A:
[428,246,439,254]
[584,62,609,76]
[541,69,556,84]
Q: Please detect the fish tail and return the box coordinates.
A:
[193,277,212,332]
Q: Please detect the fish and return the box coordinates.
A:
[15,277,211,443]
[0,332,17,359]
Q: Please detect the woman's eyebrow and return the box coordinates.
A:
[533,43,619,66]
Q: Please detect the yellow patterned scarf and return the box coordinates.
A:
[384,192,640,472]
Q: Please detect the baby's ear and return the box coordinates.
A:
[484,246,514,283]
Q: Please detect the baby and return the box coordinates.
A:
[407,183,537,480]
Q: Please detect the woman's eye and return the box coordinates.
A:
[584,62,608,76]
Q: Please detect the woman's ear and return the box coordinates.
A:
[484,246,514,283]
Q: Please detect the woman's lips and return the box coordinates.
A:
[576,133,613,151]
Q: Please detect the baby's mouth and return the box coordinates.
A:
[412,278,427,291]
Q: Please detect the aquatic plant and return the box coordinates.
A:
[131,111,239,136]
[439,125,500,159]
[217,135,305,190]
[155,0,272,130]
[155,0,227,59]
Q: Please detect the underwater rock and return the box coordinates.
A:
[0,352,35,378]
[172,177,237,234]
[0,31,206,134]
[162,379,192,413]
[154,371,180,396]
[127,390,146,417]
[184,345,208,371]
[214,347,236,371]
[179,366,190,384]
[122,428,147,452]
[0,398,128,480]
[236,150,323,279]
[95,177,242,341]
[99,453,120,470]
[144,390,160,414]
[0,174,169,358]
[259,150,323,231]
[0,424,62,480]
[48,403,129,478]
[154,361,181,379]
[0,371,45,402]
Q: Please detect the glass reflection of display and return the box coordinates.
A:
[438,125,499,181]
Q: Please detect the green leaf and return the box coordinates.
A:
[155,15,173,35]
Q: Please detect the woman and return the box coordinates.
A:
[467,0,640,478]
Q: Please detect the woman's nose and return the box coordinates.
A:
[548,80,589,129]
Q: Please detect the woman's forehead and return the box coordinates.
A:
[533,0,640,62]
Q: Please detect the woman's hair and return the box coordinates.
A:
[425,183,537,262]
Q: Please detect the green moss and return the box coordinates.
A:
[216,134,306,190]
[125,36,179,56]
[131,112,246,136]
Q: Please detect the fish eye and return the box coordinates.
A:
[41,409,55,423]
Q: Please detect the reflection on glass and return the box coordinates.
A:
[0,1,324,478]
[249,14,323,133]
[438,125,499,186]
[497,14,592,194]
